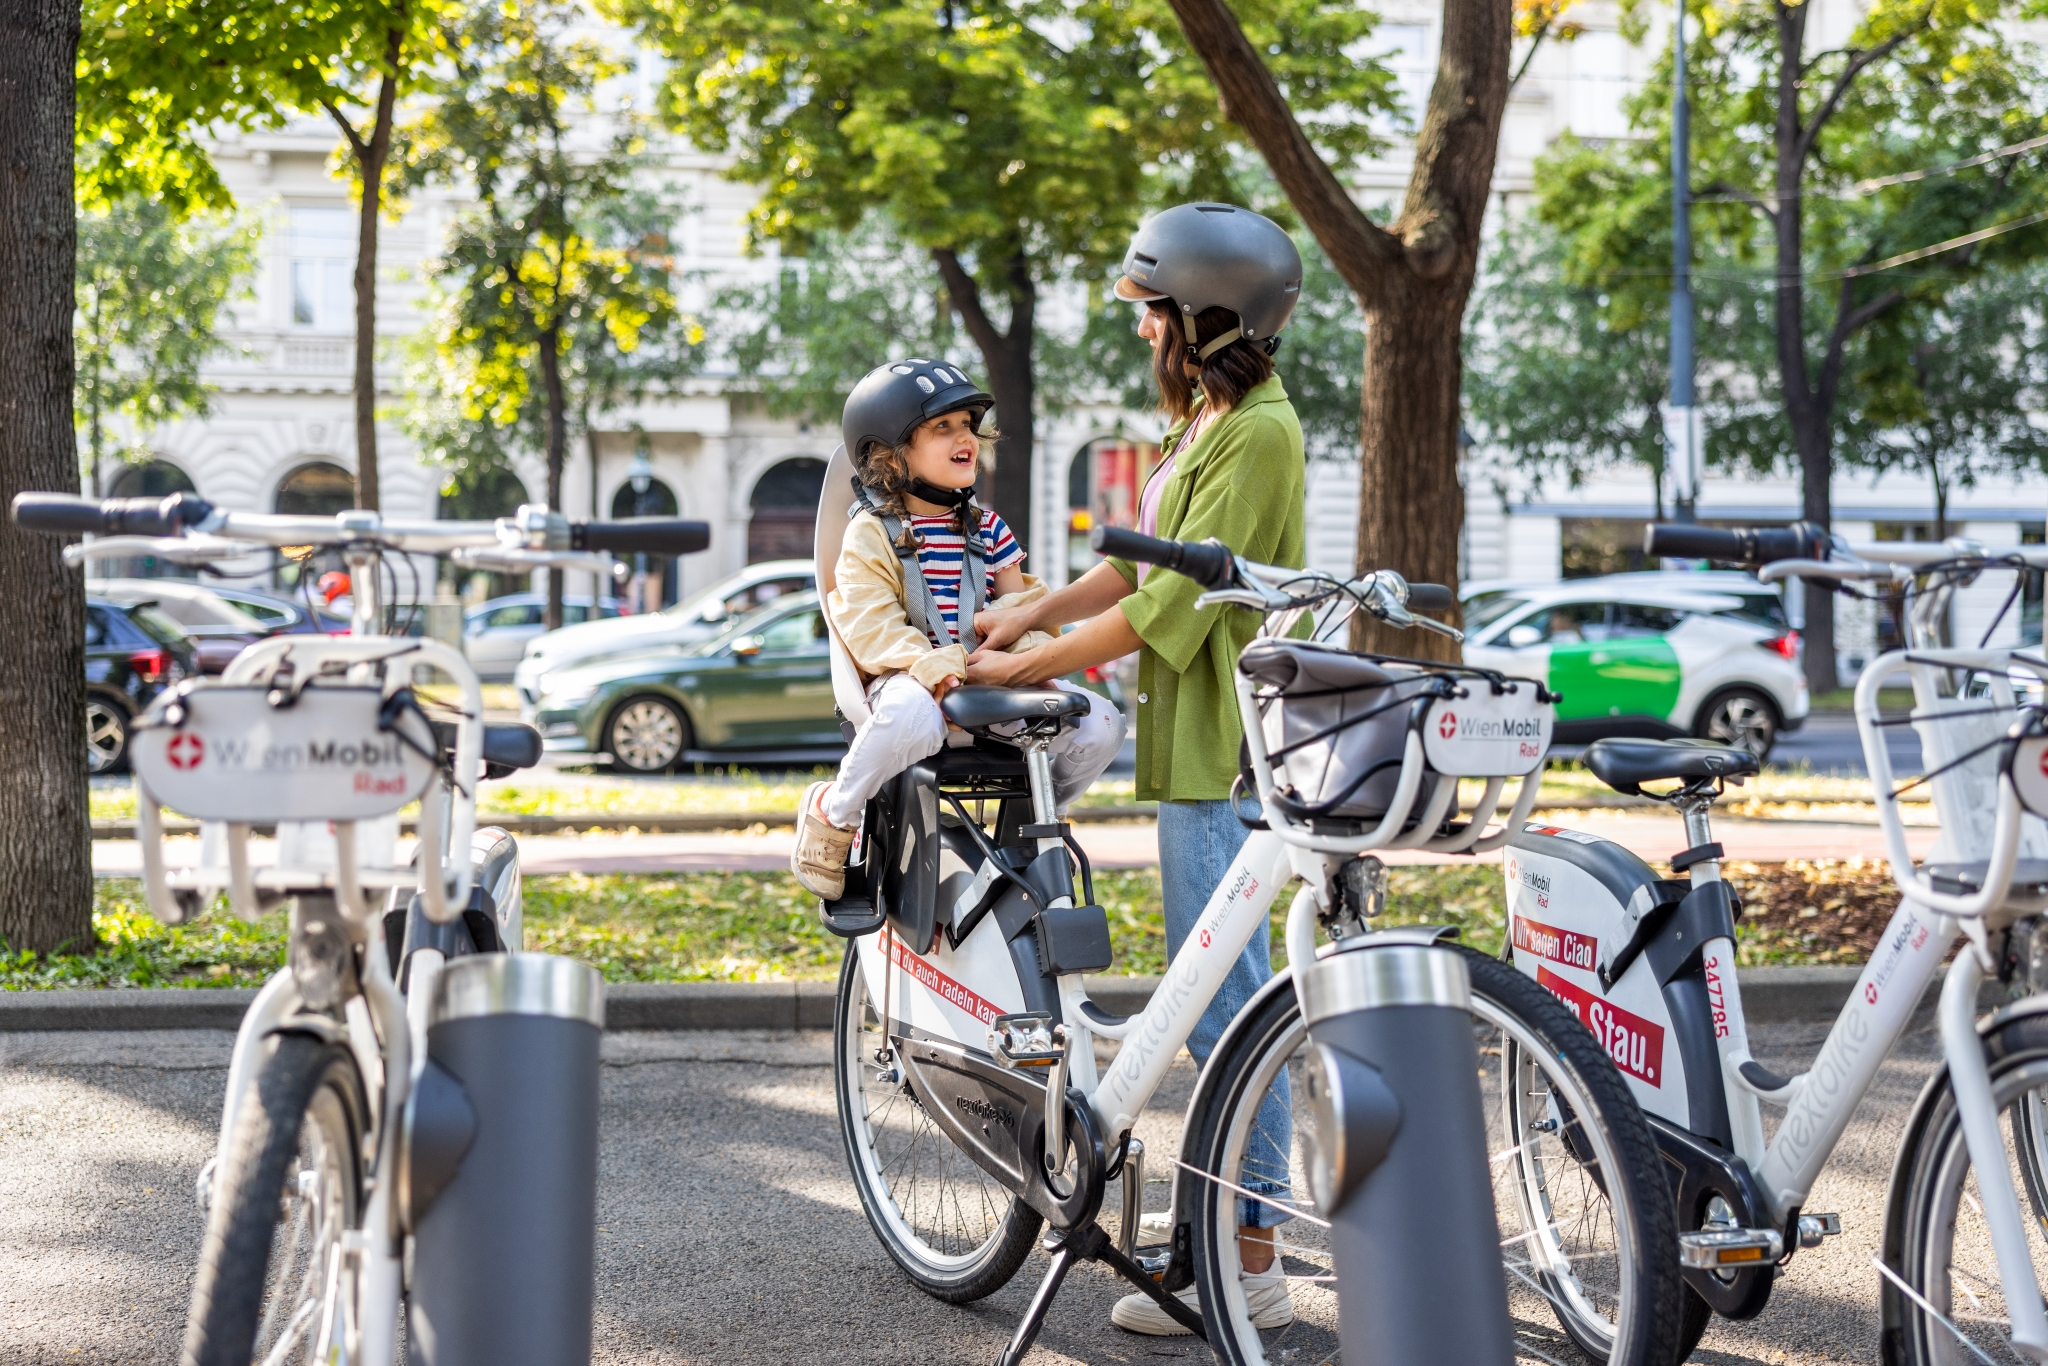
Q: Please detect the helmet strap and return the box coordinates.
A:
[905,477,975,509]
[1195,325,1243,361]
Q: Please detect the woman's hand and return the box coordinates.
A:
[972,602,1037,655]
[965,646,1051,688]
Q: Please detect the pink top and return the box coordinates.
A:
[1135,407,1213,583]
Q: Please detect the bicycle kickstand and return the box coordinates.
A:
[993,1222,1206,1366]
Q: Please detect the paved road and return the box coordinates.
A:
[0,1017,1937,1365]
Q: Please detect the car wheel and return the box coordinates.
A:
[605,697,689,773]
[1694,687,1779,760]
[86,695,131,774]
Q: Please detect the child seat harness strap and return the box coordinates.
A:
[848,481,987,652]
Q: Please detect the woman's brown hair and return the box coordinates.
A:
[1147,302,1276,423]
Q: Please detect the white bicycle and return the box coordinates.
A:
[809,434,1684,1366]
[14,489,707,1366]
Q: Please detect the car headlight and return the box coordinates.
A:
[542,683,599,709]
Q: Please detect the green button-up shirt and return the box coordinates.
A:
[1111,376,1306,802]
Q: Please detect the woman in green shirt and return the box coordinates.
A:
[966,203,1307,1336]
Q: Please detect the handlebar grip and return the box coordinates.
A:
[1089,525,1235,590]
[1644,521,1828,566]
[11,491,215,537]
[1407,583,1455,612]
[572,519,712,556]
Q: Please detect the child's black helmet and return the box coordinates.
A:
[841,358,992,462]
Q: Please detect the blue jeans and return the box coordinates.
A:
[1158,797,1294,1229]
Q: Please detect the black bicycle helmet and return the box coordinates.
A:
[1113,203,1303,355]
[841,358,993,462]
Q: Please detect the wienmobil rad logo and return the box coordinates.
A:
[175,732,410,772]
[1444,714,1546,741]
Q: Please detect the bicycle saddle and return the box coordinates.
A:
[430,719,544,777]
[1584,737,1758,796]
[940,685,1089,731]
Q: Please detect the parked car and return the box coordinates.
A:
[210,585,351,635]
[513,560,815,705]
[463,593,624,681]
[85,597,200,773]
[1460,581,1807,758]
[527,592,841,772]
[87,578,276,674]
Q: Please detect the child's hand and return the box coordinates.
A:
[930,674,961,703]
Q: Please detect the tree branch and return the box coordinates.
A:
[933,248,1006,356]
[1508,17,1550,96]
[323,100,370,161]
[1816,278,1904,416]
[1795,20,1924,165]
[1160,0,1404,305]
[1698,178,1778,229]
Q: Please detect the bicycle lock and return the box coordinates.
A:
[401,954,605,1366]
[1300,937,1515,1366]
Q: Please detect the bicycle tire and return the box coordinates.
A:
[832,944,1042,1302]
[1184,945,1686,1366]
[1889,1010,2048,1365]
[182,1032,367,1366]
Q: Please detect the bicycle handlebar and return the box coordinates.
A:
[572,519,711,556]
[1090,525,1236,590]
[12,491,711,560]
[1643,521,1830,565]
[1407,583,1455,611]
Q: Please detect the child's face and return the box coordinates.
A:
[904,409,982,491]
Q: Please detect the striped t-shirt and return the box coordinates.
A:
[907,509,1024,646]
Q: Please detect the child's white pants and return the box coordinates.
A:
[821,674,1127,830]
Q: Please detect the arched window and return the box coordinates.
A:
[437,466,531,521]
[1067,438,1160,577]
[274,461,356,517]
[107,459,197,500]
[747,457,826,564]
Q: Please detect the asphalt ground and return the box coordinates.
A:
[1,1016,1934,1365]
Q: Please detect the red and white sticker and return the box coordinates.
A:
[2011,735,2048,817]
[1512,913,1599,974]
[1422,684,1551,776]
[1537,966,1665,1087]
[887,934,1006,1027]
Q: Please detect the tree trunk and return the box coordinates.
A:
[539,324,569,629]
[343,39,403,514]
[934,248,1035,555]
[0,0,91,955]
[1356,279,1470,656]
[1160,0,1509,661]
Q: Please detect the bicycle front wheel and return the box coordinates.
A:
[1185,946,1684,1366]
[182,1031,367,1366]
[832,943,1043,1302]
[1891,1009,2048,1365]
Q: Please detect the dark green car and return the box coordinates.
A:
[526,591,843,771]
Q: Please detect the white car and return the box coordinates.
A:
[463,593,623,682]
[1460,579,1809,758]
[513,559,815,705]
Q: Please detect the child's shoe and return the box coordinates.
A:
[791,780,855,900]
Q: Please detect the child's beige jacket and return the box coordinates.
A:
[828,509,1057,690]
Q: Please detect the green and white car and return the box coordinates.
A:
[1460,575,1808,758]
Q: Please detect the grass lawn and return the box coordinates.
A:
[3,859,1904,990]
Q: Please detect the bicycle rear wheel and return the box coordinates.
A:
[832,943,1042,1302]
[1185,946,1684,1366]
[182,1031,367,1366]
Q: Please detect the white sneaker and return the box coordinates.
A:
[1109,1260,1294,1335]
[1134,1210,1173,1246]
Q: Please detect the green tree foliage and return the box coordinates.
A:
[1849,264,2048,537]
[78,0,450,510]
[74,200,255,496]
[400,0,701,625]
[1464,219,1776,506]
[1534,0,2048,686]
[605,0,1396,549]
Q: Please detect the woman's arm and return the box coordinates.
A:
[965,600,1142,687]
[974,560,1131,653]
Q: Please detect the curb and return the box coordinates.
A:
[0,968,1936,1033]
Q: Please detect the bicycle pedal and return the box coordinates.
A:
[1796,1212,1842,1248]
[988,1012,1065,1068]
[1679,1227,1784,1268]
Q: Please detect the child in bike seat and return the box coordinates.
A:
[792,358,1127,901]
